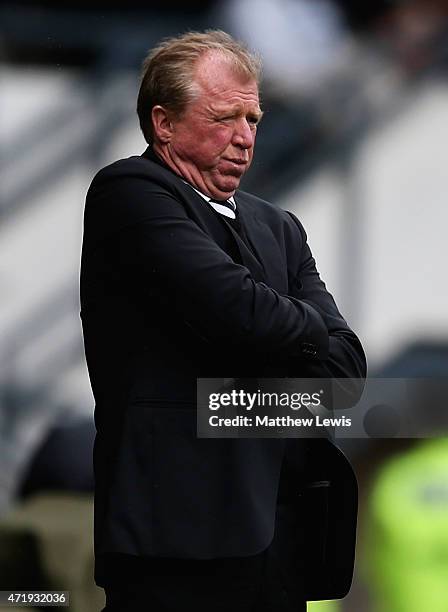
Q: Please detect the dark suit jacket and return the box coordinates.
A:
[80,147,366,582]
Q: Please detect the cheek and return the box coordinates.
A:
[208,126,234,149]
[174,124,234,164]
[197,130,233,163]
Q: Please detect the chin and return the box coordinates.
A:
[216,177,241,194]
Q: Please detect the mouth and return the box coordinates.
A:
[221,158,248,175]
[224,158,248,166]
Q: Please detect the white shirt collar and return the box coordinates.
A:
[185,183,237,219]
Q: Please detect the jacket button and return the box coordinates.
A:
[301,342,317,356]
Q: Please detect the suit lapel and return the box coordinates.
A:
[236,198,289,294]
[184,189,268,284]
[218,217,267,283]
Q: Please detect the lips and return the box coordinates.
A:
[221,158,248,175]
[225,158,247,165]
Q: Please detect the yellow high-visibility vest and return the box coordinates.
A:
[367,438,448,612]
[307,600,340,611]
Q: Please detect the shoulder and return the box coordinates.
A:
[88,153,184,197]
[83,154,192,238]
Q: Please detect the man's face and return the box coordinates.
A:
[164,53,262,199]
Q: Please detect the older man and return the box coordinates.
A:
[80,30,366,612]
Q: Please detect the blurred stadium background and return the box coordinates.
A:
[1,1,448,610]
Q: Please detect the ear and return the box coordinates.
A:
[151,105,173,144]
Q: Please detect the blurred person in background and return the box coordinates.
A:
[80,29,366,612]
[218,0,351,99]
[366,437,448,612]
[218,0,448,139]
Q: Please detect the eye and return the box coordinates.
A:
[247,115,260,126]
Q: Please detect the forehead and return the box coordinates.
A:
[192,52,260,108]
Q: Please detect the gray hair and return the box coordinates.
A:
[136,29,262,143]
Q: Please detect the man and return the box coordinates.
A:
[80,30,366,611]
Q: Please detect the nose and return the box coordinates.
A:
[232,118,255,150]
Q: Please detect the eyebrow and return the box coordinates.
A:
[213,105,264,120]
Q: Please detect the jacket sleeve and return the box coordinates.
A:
[279,212,367,405]
[88,170,330,360]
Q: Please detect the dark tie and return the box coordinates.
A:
[209,198,244,234]
[209,199,255,251]
[209,198,265,277]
